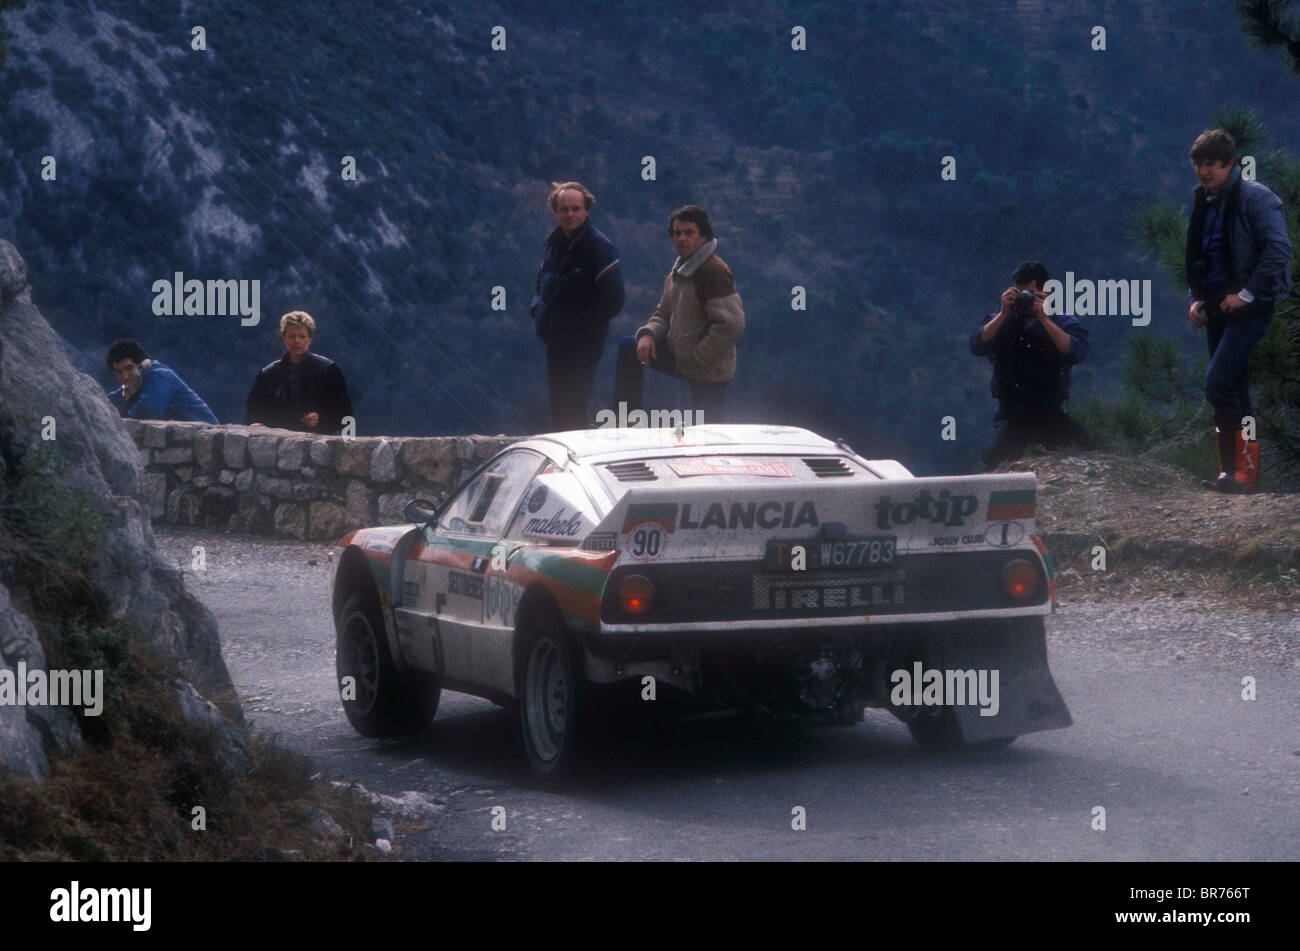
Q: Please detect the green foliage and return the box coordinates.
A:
[1236,0,1300,77]
[1131,201,1187,289]
[0,445,107,620]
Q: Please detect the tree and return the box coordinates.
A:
[1237,0,1300,76]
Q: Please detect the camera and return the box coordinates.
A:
[1012,289,1040,332]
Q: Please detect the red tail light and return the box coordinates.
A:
[1002,559,1039,600]
[618,575,655,615]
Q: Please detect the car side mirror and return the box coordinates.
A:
[404,498,440,525]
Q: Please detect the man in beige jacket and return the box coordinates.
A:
[613,205,744,423]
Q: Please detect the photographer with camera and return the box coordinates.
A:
[970,261,1094,470]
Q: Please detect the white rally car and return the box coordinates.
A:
[332,424,1071,781]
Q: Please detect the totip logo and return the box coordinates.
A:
[873,489,978,529]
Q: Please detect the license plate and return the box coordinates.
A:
[765,536,897,570]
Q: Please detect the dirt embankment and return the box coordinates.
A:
[1011,453,1300,603]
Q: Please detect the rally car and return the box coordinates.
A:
[331,424,1071,780]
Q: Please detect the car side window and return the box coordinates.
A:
[504,467,599,543]
[437,450,545,538]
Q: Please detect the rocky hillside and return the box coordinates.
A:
[3,1,1300,473]
[1017,452,1300,578]
[0,237,246,777]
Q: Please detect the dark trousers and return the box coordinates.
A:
[1204,298,1273,431]
[981,406,1095,470]
[613,335,727,424]
[546,331,606,431]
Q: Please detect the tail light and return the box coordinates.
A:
[1002,559,1039,600]
[618,575,655,615]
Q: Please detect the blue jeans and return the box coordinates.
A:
[613,334,727,423]
[1204,298,1273,430]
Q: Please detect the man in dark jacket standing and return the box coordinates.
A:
[531,181,624,431]
[1185,129,1292,493]
[971,262,1093,470]
[246,310,354,434]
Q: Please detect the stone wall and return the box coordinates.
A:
[124,420,518,540]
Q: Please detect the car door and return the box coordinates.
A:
[397,449,546,697]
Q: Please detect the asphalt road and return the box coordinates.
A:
[157,527,1300,861]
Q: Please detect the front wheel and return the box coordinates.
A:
[517,610,587,783]
[336,590,440,738]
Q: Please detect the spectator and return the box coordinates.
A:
[613,205,744,423]
[105,338,218,423]
[1185,128,1292,493]
[531,180,625,431]
[246,311,354,433]
[970,262,1094,469]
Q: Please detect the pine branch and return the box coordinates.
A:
[1235,0,1300,76]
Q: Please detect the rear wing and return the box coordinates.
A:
[589,472,1040,563]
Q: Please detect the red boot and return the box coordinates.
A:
[1201,427,1248,493]
[1237,429,1260,493]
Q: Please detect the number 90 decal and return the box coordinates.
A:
[624,522,668,561]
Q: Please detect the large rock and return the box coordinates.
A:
[309,501,348,539]
[246,435,280,469]
[141,471,169,519]
[193,428,220,469]
[277,438,308,471]
[0,240,245,778]
[400,439,455,482]
[223,431,248,468]
[345,480,375,528]
[0,582,66,779]
[334,438,375,478]
[371,440,399,482]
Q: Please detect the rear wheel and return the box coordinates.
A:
[517,609,587,782]
[884,642,1018,752]
[336,590,440,738]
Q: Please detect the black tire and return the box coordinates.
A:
[517,608,587,783]
[903,704,965,752]
[335,590,440,738]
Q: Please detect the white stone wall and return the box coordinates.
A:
[124,420,519,539]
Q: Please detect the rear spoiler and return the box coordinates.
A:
[587,472,1039,558]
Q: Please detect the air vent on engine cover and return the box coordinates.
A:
[606,461,657,482]
[803,457,853,477]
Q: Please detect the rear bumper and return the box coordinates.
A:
[600,548,1052,628]
[597,602,1051,634]
[580,615,1071,739]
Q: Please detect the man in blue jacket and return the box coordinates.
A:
[531,181,624,431]
[1185,129,1293,493]
[106,338,219,423]
[971,262,1093,470]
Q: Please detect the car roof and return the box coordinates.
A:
[512,424,848,464]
